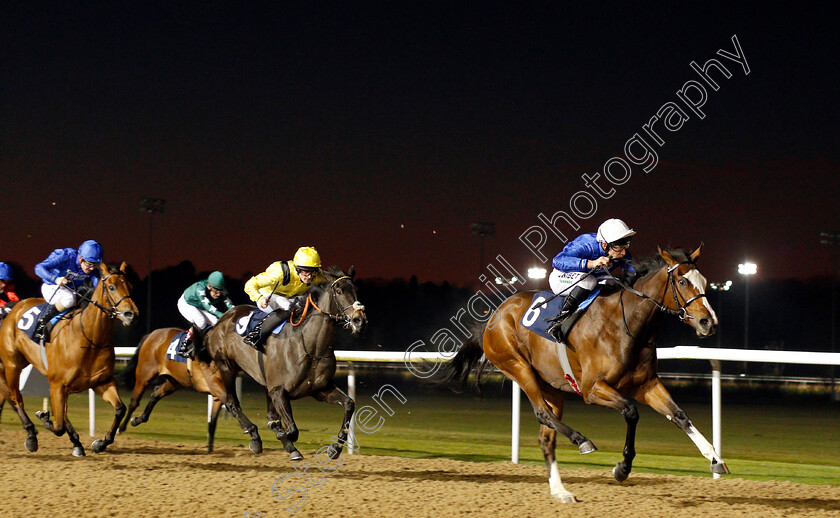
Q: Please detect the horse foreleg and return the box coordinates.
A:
[637,377,730,475]
[206,370,262,454]
[131,377,179,427]
[267,387,302,460]
[312,385,355,460]
[587,379,639,482]
[207,397,224,453]
[90,381,126,453]
[120,370,157,432]
[4,363,39,452]
[37,383,88,456]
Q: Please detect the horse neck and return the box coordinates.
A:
[77,284,115,346]
[618,267,669,342]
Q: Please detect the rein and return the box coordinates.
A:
[70,270,130,348]
[290,275,365,329]
[605,260,708,342]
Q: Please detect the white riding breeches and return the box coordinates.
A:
[549,269,618,295]
[258,289,292,312]
[41,284,76,311]
[177,295,219,329]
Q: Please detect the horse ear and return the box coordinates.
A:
[659,246,676,265]
[120,261,128,272]
[348,265,356,279]
[689,242,704,263]
[99,262,109,275]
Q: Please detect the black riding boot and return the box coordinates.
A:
[244,309,291,351]
[34,304,61,343]
[180,327,196,359]
[547,286,591,342]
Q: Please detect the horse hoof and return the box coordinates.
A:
[578,440,597,455]
[711,461,730,475]
[552,493,577,503]
[289,450,303,461]
[24,436,38,452]
[328,444,343,460]
[612,464,629,482]
[72,446,86,457]
[91,439,107,453]
[130,416,143,427]
[35,410,50,423]
[249,439,263,455]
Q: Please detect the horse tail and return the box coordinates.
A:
[119,335,147,389]
[432,320,491,393]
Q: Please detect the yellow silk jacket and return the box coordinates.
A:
[244,260,324,302]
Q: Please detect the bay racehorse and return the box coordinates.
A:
[118,327,229,452]
[0,262,137,456]
[195,267,367,460]
[437,246,728,502]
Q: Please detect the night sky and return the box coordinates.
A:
[2,3,838,288]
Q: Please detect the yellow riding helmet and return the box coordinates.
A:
[293,246,322,269]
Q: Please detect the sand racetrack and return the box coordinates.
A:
[1,430,838,518]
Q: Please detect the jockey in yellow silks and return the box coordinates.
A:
[243,246,325,350]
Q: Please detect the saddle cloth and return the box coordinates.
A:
[16,303,70,341]
[233,310,288,338]
[521,290,600,397]
[165,331,190,363]
[520,290,599,341]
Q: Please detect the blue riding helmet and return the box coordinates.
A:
[0,262,12,280]
[78,240,104,263]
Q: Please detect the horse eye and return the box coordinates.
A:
[336,288,343,295]
[108,285,116,291]
[678,279,686,286]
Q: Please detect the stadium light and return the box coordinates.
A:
[528,267,547,280]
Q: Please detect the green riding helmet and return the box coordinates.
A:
[207,271,226,291]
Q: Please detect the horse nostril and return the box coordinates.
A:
[124,311,135,320]
[700,318,710,328]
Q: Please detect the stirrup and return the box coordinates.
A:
[243,327,263,350]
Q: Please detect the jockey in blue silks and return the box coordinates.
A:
[32,239,104,342]
[546,219,636,341]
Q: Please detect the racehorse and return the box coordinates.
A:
[118,327,230,452]
[436,246,728,503]
[195,267,367,460]
[0,262,137,456]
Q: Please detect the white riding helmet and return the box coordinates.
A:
[596,218,636,245]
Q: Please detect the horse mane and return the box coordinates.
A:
[629,248,692,284]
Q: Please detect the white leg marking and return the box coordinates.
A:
[548,461,577,503]
[686,423,723,463]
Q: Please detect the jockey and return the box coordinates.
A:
[177,271,234,358]
[547,218,636,341]
[0,262,20,317]
[33,239,104,342]
[242,246,325,351]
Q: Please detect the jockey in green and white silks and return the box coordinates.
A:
[177,271,234,357]
[178,271,234,330]
[547,219,636,341]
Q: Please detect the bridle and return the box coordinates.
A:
[69,269,133,348]
[291,275,365,330]
[606,260,708,341]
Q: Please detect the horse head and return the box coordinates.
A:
[96,262,138,327]
[316,266,367,335]
[658,244,718,338]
